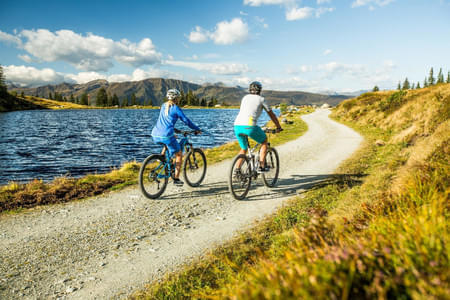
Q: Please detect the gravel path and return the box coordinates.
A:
[0,109,362,299]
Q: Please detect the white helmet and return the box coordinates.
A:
[166,89,181,100]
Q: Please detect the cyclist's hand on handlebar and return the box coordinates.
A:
[276,127,283,133]
[194,130,202,135]
[174,128,182,134]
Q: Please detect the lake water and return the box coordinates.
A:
[0,109,274,185]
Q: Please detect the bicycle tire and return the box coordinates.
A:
[228,154,252,200]
[262,147,279,187]
[183,148,207,187]
[139,154,168,199]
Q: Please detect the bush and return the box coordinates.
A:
[379,90,407,113]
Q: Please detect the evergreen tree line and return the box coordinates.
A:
[176,89,219,107]
[0,65,7,100]
[373,67,450,92]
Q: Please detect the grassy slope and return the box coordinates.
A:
[0,110,309,213]
[0,95,92,112]
[133,84,449,299]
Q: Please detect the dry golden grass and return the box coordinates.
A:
[21,95,92,109]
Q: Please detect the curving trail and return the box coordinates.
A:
[0,109,362,299]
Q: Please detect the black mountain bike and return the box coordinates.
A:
[228,128,280,200]
[139,129,207,199]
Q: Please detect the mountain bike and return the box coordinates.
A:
[139,129,207,199]
[228,128,280,200]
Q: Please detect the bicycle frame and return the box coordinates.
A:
[157,132,195,180]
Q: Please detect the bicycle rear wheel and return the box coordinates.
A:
[183,148,207,187]
[228,154,252,200]
[139,154,168,199]
[262,147,279,187]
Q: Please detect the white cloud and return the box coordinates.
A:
[3,64,183,87]
[286,65,313,74]
[164,60,249,75]
[244,0,294,6]
[18,54,33,62]
[188,18,249,45]
[243,0,334,20]
[0,29,162,72]
[351,0,395,8]
[286,7,315,20]
[323,49,332,55]
[3,65,73,87]
[188,26,210,43]
[211,18,249,45]
[286,6,335,20]
[318,61,366,78]
[0,30,22,46]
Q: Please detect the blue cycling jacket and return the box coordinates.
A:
[151,103,200,138]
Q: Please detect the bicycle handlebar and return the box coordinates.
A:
[174,128,201,136]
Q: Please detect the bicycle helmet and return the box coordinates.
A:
[166,88,181,100]
[249,81,262,94]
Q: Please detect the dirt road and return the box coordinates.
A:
[0,109,362,299]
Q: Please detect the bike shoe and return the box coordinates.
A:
[257,166,270,173]
[173,178,184,186]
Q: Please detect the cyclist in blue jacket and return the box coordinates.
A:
[152,89,201,185]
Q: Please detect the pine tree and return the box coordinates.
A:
[69,94,75,103]
[447,71,450,83]
[437,68,444,84]
[48,92,53,100]
[20,91,25,98]
[402,78,410,90]
[428,67,435,86]
[112,94,119,106]
[96,88,107,107]
[416,82,421,89]
[372,85,379,92]
[0,65,8,99]
[424,77,428,88]
[80,93,89,106]
[411,83,415,90]
[131,93,137,106]
[397,82,401,90]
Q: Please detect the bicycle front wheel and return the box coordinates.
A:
[139,154,168,199]
[228,154,252,200]
[262,147,279,187]
[183,148,207,187]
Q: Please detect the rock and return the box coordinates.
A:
[375,139,385,146]
[66,287,77,293]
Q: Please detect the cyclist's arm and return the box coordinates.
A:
[261,97,282,131]
[267,109,282,131]
[175,106,201,131]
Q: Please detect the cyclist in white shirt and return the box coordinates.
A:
[234,81,282,172]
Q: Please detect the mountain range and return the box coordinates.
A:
[9,78,350,106]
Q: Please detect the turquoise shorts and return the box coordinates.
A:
[234,125,267,150]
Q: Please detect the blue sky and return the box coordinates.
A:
[1,0,449,93]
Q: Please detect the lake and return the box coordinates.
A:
[0,109,274,185]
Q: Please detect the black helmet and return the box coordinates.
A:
[249,81,262,95]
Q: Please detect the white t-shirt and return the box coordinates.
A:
[234,94,271,126]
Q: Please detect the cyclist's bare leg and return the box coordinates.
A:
[174,151,183,179]
[259,140,268,167]
[236,149,247,169]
